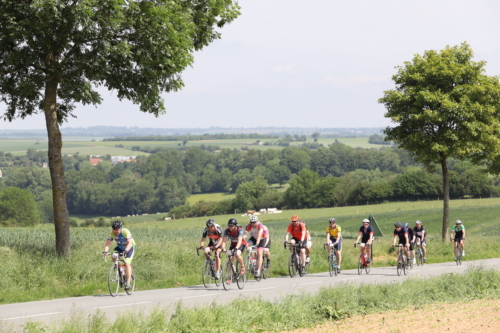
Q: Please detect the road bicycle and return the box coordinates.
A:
[197,247,222,288]
[415,240,424,266]
[355,243,371,275]
[395,244,409,276]
[221,249,246,290]
[245,246,269,281]
[323,243,340,277]
[452,239,463,266]
[285,242,306,278]
[104,252,135,297]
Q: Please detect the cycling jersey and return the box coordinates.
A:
[452,225,465,239]
[414,225,426,241]
[359,225,374,243]
[394,227,409,245]
[245,222,269,239]
[287,222,306,240]
[224,227,248,246]
[326,225,342,239]
[108,228,135,251]
[202,224,223,245]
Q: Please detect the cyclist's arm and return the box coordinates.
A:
[200,237,206,248]
[450,229,455,240]
[104,239,112,252]
[354,232,361,244]
[220,236,228,249]
[462,229,465,239]
[421,230,425,241]
[125,238,134,252]
[255,228,263,246]
[235,236,243,249]
[285,231,291,242]
[300,229,305,242]
[336,232,342,243]
[392,235,397,247]
[326,231,331,244]
[404,234,409,247]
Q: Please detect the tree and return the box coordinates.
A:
[311,132,320,142]
[0,1,240,256]
[0,187,40,226]
[234,176,268,211]
[379,43,500,240]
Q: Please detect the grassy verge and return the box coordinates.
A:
[6,266,500,333]
[1,199,499,304]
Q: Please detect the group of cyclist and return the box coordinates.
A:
[100,215,466,288]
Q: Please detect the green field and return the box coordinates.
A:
[0,137,381,156]
[0,197,499,305]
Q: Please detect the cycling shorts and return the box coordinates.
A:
[265,237,272,249]
[229,243,246,254]
[416,238,426,246]
[248,237,267,249]
[329,237,342,251]
[113,246,135,264]
[454,237,464,242]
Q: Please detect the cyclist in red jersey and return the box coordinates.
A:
[199,219,223,279]
[221,218,247,275]
[284,215,306,271]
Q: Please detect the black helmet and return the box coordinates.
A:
[228,218,237,226]
[111,220,123,230]
[206,219,215,228]
[394,222,402,228]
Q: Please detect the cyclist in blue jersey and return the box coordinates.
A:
[102,220,136,290]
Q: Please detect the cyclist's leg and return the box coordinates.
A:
[256,246,264,271]
[265,238,271,267]
[422,241,427,258]
[235,244,245,272]
[453,240,458,258]
[124,247,135,283]
[460,239,465,255]
[335,238,342,267]
[215,247,222,272]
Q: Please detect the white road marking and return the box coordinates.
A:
[298,282,323,286]
[174,293,219,300]
[96,301,152,309]
[239,287,276,293]
[428,268,446,270]
[1,312,62,321]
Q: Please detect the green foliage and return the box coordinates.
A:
[0,187,40,226]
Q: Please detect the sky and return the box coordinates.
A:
[2,0,500,130]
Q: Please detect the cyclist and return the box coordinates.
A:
[302,221,312,263]
[392,222,410,264]
[354,218,373,262]
[244,215,270,278]
[199,219,223,279]
[414,220,427,263]
[450,220,466,260]
[404,223,416,264]
[284,215,307,272]
[102,220,135,290]
[325,218,342,272]
[221,218,247,276]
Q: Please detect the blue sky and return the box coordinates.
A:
[2,0,500,130]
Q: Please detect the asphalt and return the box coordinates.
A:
[1,257,499,330]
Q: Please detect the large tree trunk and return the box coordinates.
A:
[440,155,449,241]
[44,78,70,257]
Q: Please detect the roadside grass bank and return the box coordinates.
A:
[1,200,499,304]
[7,267,500,333]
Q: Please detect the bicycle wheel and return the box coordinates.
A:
[222,261,233,291]
[328,254,335,277]
[245,256,253,281]
[357,256,363,275]
[235,261,246,289]
[108,265,120,297]
[125,265,136,295]
[202,260,212,288]
[288,254,297,278]
[409,255,413,270]
[215,265,222,287]
[364,260,371,274]
[300,260,308,277]
[262,259,270,279]
[416,249,423,266]
[396,254,402,276]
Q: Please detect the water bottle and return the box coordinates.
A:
[251,258,256,266]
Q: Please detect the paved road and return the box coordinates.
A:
[2,258,499,329]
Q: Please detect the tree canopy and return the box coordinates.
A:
[0,0,240,256]
[379,42,500,240]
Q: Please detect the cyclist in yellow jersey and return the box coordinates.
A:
[102,220,136,290]
[325,218,342,271]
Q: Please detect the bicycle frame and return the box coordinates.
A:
[356,243,371,275]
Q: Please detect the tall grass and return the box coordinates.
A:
[5,267,500,333]
[1,201,499,304]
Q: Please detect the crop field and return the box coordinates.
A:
[0,137,381,156]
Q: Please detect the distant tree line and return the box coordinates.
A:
[102,133,279,141]
[1,143,499,223]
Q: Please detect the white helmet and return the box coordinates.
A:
[362,219,370,223]
[249,215,258,223]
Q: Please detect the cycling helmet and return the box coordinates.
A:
[362,219,370,223]
[456,220,462,224]
[228,218,237,226]
[111,220,123,230]
[206,219,215,228]
[249,215,258,223]
[290,215,299,221]
[403,223,409,228]
[415,220,422,224]
[394,222,402,228]
[329,218,337,224]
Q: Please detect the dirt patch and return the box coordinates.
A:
[273,298,500,333]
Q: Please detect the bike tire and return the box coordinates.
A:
[457,253,462,265]
[108,265,120,297]
[262,260,270,280]
[365,260,371,274]
[125,265,136,295]
[236,261,246,289]
[409,256,413,270]
[288,254,297,278]
[202,260,212,288]
[357,256,363,275]
[328,254,335,277]
[396,255,402,276]
[245,256,253,281]
[222,261,233,291]
[416,250,423,266]
[215,265,222,287]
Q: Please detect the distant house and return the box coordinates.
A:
[89,158,102,166]
[111,156,137,165]
[249,141,264,145]
[42,162,48,168]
